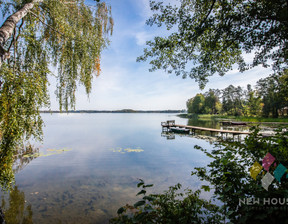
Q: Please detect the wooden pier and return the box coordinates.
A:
[161,120,250,136]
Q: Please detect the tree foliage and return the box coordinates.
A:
[137,0,288,88]
[1,186,33,223]
[187,93,205,114]
[186,70,288,117]
[192,128,288,223]
[222,85,244,116]
[0,1,113,156]
[187,90,221,115]
[244,85,263,117]
[0,144,39,191]
[257,70,288,117]
[204,89,221,114]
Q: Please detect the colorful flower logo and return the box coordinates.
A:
[250,152,288,191]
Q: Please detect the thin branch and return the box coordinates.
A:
[199,0,216,29]
[7,18,24,53]
[15,18,24,44]
[28,10,66,38]
[13,26,16,72]
[184,0,217,59]
[13,18,24,71]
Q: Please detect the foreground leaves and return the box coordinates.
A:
[192,127,288,223]
[110,180,221,224]
[111,128,288,223]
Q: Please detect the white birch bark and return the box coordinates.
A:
[0,0,43,67]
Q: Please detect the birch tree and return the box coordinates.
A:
[0,0,113,176]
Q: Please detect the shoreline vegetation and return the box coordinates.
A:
[40,109,185,114]
[178,113,288,123]
[40,110,288,123]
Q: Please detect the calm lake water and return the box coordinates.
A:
[1,113,217,223]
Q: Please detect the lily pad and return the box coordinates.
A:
[124,148,144,153]
[110,147,144,153]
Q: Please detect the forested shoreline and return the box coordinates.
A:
[186,71,288,118]
[40,109,185,113]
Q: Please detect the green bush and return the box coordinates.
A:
[110,180,221,224]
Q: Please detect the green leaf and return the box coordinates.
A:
[137,182,144,188]
[227,210,234,216]
[143,184,153,188]
[137,179,145,188]
[117,207,125,215]
[134,212,147,222]
[134,200,146,208]
[136,190,146,196]
[201,185,211,192]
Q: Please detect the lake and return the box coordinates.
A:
[0,113,217,223]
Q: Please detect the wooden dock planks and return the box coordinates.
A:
[161,120,250,135]
[175,124,250,135]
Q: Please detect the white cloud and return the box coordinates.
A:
[46,0,276,111]
[135,31,154,46]
[135,0,180,20]
[204,65,273,91]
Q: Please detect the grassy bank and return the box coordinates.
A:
[178,113,288,123]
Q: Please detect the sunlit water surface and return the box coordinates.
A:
[1,113,215,224]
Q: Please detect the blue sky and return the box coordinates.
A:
[4,0,274,110]
[62,0,273,111]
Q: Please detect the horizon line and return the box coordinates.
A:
[40,109,187,113]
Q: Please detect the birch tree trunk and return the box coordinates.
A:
[0,0,43,67]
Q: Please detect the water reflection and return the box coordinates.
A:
[187,116,286,135]
[187,116,220,129]
[1,113,215,223]
[161,116,248,143]
[162,116,284,143]
[15,174,139,224]
[0,145,39,191]
[13,146,40,174]
[187,117,251,132]
[161,131,221,145]
[0,145,39,223]
[1,186,33,224]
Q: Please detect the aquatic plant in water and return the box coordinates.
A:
[110,147,144,154]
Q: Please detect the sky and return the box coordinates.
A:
[4,0,274,111]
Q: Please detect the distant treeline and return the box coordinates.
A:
[40,109,185,114]
[187,70,288,118]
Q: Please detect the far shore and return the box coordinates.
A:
[40,109,185,114]
[178,113,288,124]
